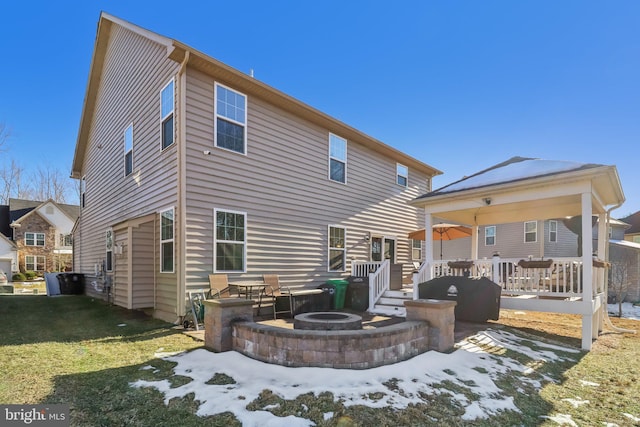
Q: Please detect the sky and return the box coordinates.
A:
[1,1,639,216]
[129,306,639,426]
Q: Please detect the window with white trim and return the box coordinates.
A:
[328,226,346,271]
[549,220,557,243]
[124,123,133,176]
[485,226,496,246]
[105,229,113,272]
[329,133,347,183]
[412,239,423,260]
[524,221,537,243]
[214,209,246,272]
[161,79,174,150]
[25,255,45,271]
[80,176,86,208]
[160,208,174,273]
[25,232,45,246]
[215,83,247,154]
[397,163,408,187]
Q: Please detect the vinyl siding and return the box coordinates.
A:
[73,23,179,316]
[131,219,155,309]
[182,69,430,290]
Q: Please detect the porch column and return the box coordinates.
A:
[415,212,434,301]
[581,192,594,350]
[470,225,479,261]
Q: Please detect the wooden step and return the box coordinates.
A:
[383,289,413,299]
[377,297,407,306]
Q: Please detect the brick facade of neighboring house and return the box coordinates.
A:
[0,199,79,277]
[13,212,66,273]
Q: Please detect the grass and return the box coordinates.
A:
[0,296,638,426]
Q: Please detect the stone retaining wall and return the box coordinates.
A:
[233,320,429,369]
[202,298,456,369]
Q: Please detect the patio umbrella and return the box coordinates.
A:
[408,223,473,260]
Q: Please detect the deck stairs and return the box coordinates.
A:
[370,286,413,317]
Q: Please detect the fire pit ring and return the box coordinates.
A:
[293,312,363,330]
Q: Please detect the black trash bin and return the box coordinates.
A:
[418,276,501,322]
[317,283,336,309]
[345,276,369,312]
[59,273,85,295]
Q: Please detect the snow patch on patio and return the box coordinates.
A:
[131,328,579,426]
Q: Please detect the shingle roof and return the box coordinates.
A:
[415,156,604,200]
[618,211,640,234]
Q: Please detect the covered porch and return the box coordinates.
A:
[408,157,625,350]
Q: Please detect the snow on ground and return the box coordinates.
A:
[130,305,639,426]
[607,302,640,320]
[131,329,580,427]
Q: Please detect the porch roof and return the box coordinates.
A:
[409,156,625,225]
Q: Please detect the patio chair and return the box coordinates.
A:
[262,274,293,319]
[208,274,233,298]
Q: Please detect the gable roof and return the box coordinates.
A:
[71,12,442,180]
[417,156,604,199]
[409,156,624,225]
[7,198,80,226]
[618,210,640,234]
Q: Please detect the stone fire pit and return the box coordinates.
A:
[293,311,362,330]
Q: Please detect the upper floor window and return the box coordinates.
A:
[214,209,246,272]
[80,176,86,208]
[160,208,174,273]
[161,79,174,150]
[524,221,537,243]
[124,123,133,176]
[396,164,408,187]
[485,226,496,246]
[60,234,73,247]
[25,232,45,246]
[425,177,431,192]
[215,83,247,154]
[329,133,347,183]
[328,225,346,271]
[549,220,557,243]
[633,236,640,244]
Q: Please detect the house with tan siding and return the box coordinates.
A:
[71,12,441,323]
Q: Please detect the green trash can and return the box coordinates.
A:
[326,279,349,310]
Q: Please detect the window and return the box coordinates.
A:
[215,83,247,154]
[485,226,496,246]
[328,226,346,271]
[80,176,86,208]
[160,208,174,273]
[412,239,422,260]
[633,236,640,244]
[215,209,246,272]
[124,123,133,176]
[549,220,557,243]
[329,133,347,183]
[524,221,537,243]
[60,234,73,247]
[105,229,113,272]
[397,164,408,187]
[25,232,45,246]
[161,79,174,150]
[25,255,45,271]
[425,177,431,192]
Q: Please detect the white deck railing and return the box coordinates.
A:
[351,260,390,311]
[428,257,607,299]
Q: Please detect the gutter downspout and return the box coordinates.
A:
[176,50,190,323]
[603,201,636,334]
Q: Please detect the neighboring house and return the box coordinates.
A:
[70,13,441,323]
[619,210,640,244]
[0,199,79,276]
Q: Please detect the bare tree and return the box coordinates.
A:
[29,164,75,204]
[0,123,10,152]
[0,160,29,204]
[608,245,638,317]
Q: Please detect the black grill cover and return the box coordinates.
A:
[418,276,501,322]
